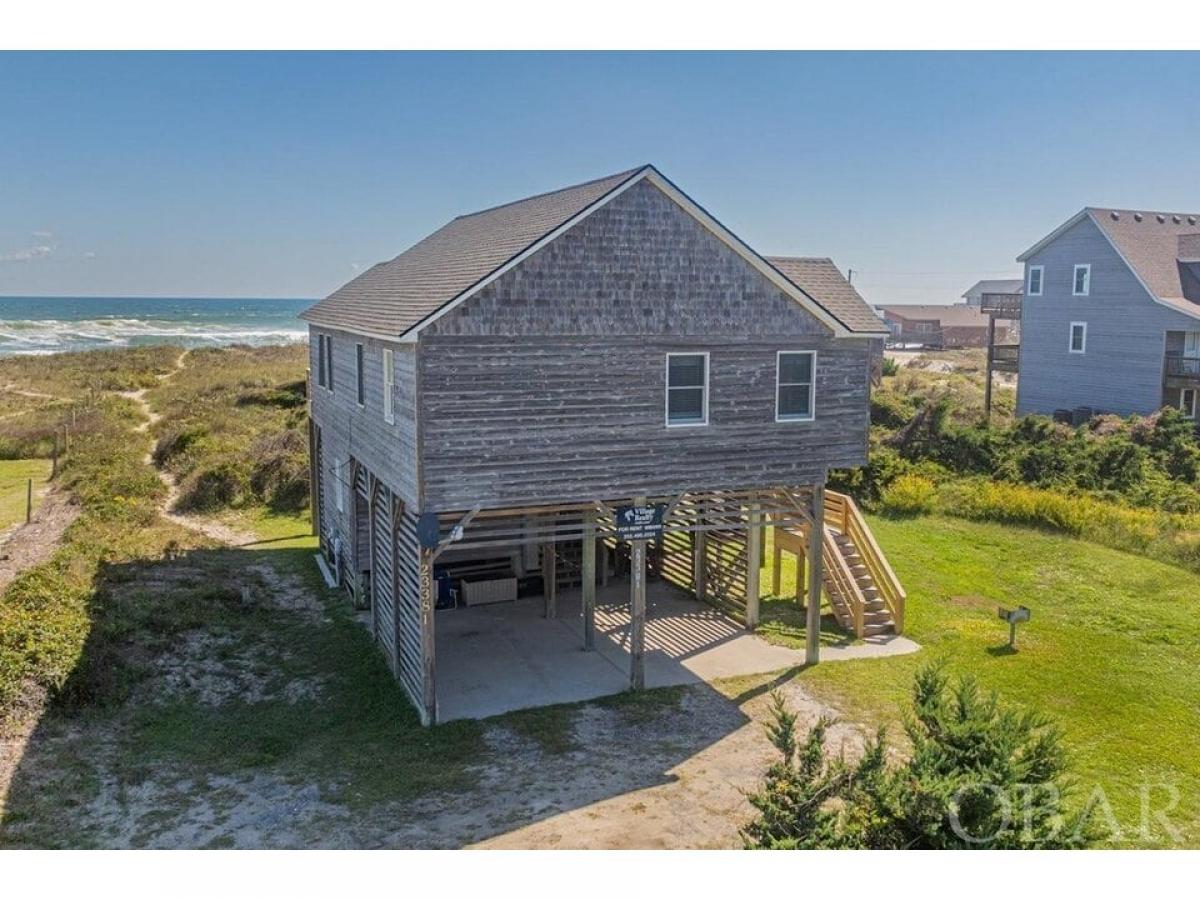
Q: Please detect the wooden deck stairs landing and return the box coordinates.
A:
[773,491,906,639]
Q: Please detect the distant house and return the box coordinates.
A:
[962,278,1024,307]
[1016,208,1200,419]
[880,303,1013,349]
[301,165,900,724]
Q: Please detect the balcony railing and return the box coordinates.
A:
[991,343,1020,372]
[980,292,1023,318]
[1165,352,1200,381]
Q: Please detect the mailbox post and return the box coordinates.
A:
[998,605,1031,649]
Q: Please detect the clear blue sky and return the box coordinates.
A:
[2,51,1198,305]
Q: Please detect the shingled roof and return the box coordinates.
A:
[302,166,888,338]
[766,257,885,334]
[1019,207,1200,317]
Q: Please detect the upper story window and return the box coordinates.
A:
[1069,321,1087,354]
[382,349,395,425]
[665,352,708,426]
[776,351,816,422]
[334,461,345,513]
[1073,264,1091,296]
[1028,265,1044,297]
[355,342,365,407]
[1181,388,1197,420]
[316,335,334,391]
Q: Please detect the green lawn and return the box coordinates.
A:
[775,514,1200,848]
[0,459,52,532]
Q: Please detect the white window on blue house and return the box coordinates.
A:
[1073,264,1091,296]
[1069,322,1087,354]
[1181,388,1197,420]
[1028,265,1044,297]
[776,351,816,422]
[666,352,708,426]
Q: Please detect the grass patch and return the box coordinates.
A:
[791,513,1200,848]
[147,345,310,513]
[0,459,51,532]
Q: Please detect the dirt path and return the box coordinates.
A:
[119,351,256,547]
[0,490,79,596]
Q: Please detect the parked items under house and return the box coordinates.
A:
[301,164,898,725]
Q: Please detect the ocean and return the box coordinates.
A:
[0,296,312,356]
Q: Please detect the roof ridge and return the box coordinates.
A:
[453,166,649,221]
[765,255,834,263]
[1088,206,1200,220]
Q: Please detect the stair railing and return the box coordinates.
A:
[821,525,865,638]
[824,491,906,634]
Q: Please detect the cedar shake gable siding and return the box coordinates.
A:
[417,178,871,510]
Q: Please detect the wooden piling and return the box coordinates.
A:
[581,509,596,650]
[806,482,826,665]
[630,495,647,690]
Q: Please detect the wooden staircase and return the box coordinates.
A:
[774,490,905,639]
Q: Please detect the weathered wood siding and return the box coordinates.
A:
[418,179,871,511]
[1018,215,1200,416]
[309,327,419,542]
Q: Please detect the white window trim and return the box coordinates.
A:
[1027,265,1044,297]
[1181,388,1197,420]
[1072,264,1091,297]
[354,342,365,408]
[323,335,335,393]
[334,461,345,513]
[382,349,395,425]
[775,350,817,423]
[665,351,709,428]
[1069,321,1087,354]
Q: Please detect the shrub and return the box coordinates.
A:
[742,666,1094,849]
[870,390,916,429]
[248,428,310,511]
[879,474,937,516]
[880,357,899,377]
[152,424,210,468]
[177,460,252,511]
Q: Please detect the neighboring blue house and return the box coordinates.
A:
[1016,208,1200,420]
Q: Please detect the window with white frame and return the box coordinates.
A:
[319,335,334,391]
[316,336,327,387]
[1073,264,1091,296]
[355,342,365,406]
[1182,388,1197,420]
[382,349,395,425]
[1028,265,1044,296]
[665,353,708,426]
[1069,321,1087,354]
[333,461,345,513]
[776,351,816,422]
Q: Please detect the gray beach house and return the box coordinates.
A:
[1015,208,1200,419]
[300,165,900,724]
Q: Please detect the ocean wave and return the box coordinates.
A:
[0,317,307,356]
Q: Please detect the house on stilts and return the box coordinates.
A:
[301,165,903,725]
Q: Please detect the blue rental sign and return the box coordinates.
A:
[614,504,667,541]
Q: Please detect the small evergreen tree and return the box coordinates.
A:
[743,667,1095,849]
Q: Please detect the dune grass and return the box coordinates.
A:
[0,459,51,532]
[781,513,1200,848]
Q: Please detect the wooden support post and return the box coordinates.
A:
[630,495,647,691]
[51,434,58,479]
[542,542,557,618]
[581,510,596,650]
[418,548,437,726]
[693,527,707,602]
[26,478,33,524]
[806,482,826,665]
[745,497,762,629]
[599,540,609,588]
[984,314,996,424]
[772,546,782,597]
[796,543,806,605]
